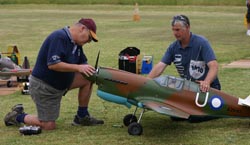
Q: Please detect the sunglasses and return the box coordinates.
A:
[172,15,190,26]
[87,30,93,43]
[82,25,93,43]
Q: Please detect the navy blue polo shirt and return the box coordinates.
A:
[161,33,220,89]
[32,27,87,90]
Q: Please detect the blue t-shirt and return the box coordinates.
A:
[161,33,220,89]
[32,27,87,90]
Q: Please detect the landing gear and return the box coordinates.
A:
[128,122,143,136]
[123,114,137,126]
[123,107,145,136]
[7,80,13,87]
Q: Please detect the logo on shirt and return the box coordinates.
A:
[189,60,205,79]
[52,55,60,61]
[174,54,185,78]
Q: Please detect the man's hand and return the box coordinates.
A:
[79,64,96,77]
[197,80,210,92]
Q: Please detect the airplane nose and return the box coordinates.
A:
[96,67,99,73]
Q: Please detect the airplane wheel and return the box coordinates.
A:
[123,114,137,126]
[128,122,143,136]
[7,81,13,87]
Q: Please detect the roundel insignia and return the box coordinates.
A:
[209,95,224,110]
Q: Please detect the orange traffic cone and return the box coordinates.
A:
[133,3,140,22]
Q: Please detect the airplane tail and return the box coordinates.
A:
[238,95,250,107]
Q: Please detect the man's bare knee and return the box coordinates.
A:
[41,121,56,130]
[69,72,92,89]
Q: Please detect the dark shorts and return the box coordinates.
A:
[29,75,66,121]
[211,83,221,90]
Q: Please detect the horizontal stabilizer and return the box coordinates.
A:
[238,95,250,107]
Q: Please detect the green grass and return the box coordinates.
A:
[0,4,250,145]
[0,0,246,6]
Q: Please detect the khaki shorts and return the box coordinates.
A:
[29,75,66,121]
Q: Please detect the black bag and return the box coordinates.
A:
[118,47,140,73]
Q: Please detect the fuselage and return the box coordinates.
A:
[86,67,250,118]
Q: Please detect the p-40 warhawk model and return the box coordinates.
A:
[0,54,31,89]
[83,52,250,136]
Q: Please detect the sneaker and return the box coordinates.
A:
[11,104,24,114]
[4,110,21,126]
[72,115,104,126]
[247,30,250,36]
[4,104,24,126]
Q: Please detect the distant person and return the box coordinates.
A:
[4,18,104,130]
[148,15,220,122]
[246,0,250,36]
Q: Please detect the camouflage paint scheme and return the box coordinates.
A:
[87,67,250,119]
[84,66,250,135]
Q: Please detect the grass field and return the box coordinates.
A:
[0,4,250,145]
[0,0,246,6]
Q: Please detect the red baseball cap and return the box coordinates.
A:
[79,18,98,42]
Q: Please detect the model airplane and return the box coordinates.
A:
[0,53,31,87]
[83,52,250,136]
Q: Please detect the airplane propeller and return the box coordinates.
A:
[94,50,100,70]
[88,50,100,89]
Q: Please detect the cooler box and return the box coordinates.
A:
[119,47,140,74]
[141,55,153,74]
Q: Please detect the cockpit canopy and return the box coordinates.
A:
[154,75,184,90]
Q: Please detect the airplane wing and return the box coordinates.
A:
[139,99,190,119]
[0,69,32,77]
